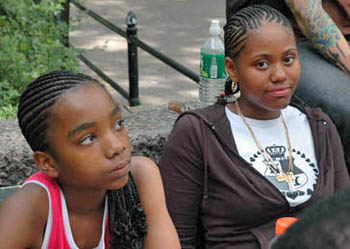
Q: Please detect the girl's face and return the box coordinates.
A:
[46,84,131,191]
[226,21,300,120]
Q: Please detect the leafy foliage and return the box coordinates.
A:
[0,0,81,119]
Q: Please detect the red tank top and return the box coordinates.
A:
[23,172,111,249]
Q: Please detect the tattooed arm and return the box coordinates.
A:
[284,0,350,74]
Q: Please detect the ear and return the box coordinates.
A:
[33,151,59,178]
[225,57,238,83]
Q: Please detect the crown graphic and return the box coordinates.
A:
[265,145,286,159]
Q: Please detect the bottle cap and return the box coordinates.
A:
[209,19,222,36]
[275,217,298,236]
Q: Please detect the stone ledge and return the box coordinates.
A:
[0,104,186,187]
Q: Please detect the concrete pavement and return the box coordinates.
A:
[70,0,226,107]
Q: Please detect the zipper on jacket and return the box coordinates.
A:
[288,110,328,213]
[179,106,329,213]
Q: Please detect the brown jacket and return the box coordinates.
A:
[159,103,350,249]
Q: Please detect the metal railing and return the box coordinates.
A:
[65,0,199,106]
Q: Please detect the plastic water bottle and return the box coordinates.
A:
[199,19,226,107]
[268,217,298,249]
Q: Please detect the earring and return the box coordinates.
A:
[224,77,240,103]
[217,78,241,104]
[231,80,238,94]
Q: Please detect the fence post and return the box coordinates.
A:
[126,11,140,106]
[61,0,70,47]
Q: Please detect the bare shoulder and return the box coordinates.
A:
[130,156,161,186]
[129,156,167,210]
[129,156,163,212]
[0,183,48,248]
[129,157,181,249]
[0,182,48,219]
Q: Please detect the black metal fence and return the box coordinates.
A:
[64,0,199,106]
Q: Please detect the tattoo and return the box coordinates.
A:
[336,43,346,59]
[285,0,350,74]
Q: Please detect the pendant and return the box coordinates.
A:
[276,172,295,184]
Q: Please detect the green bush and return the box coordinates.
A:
[0,0,81,119]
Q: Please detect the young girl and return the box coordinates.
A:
[159,5,350,249]
[0,71,180,249]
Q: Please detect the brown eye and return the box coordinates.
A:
[284,56,294,65]
[256,60,269,69]
[79,134,96,145]
[114,119,125,130]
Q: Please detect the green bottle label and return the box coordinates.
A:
[200,53,226,79]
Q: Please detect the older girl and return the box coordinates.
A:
[159,5,349,249]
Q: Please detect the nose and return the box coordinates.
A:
[104,131,126,159]
[270,63,287,83]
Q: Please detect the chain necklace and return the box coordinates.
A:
[235,101,295,184]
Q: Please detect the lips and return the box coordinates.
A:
[110,159,130,178]
[267,87,291,98]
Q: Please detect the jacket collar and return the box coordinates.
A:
[180,102,327,161]
[194,103,239,154]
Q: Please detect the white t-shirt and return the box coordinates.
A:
[225,105,318,207]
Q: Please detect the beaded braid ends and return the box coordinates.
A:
[108,173,147,249]
[17,70,102,152]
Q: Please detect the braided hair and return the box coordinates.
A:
[224,4,293,61]
[256,0,304,40]
[226,1,303,41]
[17,70,102,152]
[108,173,147,249]
[17,70,147,248]
[220,5,294,99]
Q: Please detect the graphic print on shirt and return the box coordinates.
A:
[249,144,318,201]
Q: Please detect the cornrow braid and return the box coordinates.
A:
[17,70,102,152]
[108,173,147,249]
[224,4,293,60]
[256,0,304,40]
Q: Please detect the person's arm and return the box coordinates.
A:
[284,0,350,74]
[325,115,350,190]
[0,184,48,249]
[159,115,205,249]
[131,156,181,249]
